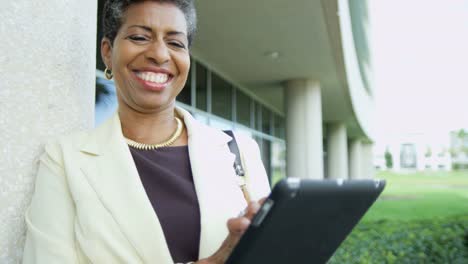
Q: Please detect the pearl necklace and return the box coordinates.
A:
[125,117,184,150]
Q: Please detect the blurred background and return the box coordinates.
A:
[1,0,467,263]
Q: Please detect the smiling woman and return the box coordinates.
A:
[101,2,191,116]
[22,1,271,264]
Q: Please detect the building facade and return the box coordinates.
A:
[189,0,375,180]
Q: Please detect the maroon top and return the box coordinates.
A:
[129,145,201,263]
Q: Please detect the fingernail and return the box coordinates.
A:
[241,218,251,228]
[250,202,260,213]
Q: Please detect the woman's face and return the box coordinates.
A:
[101,1,190,114]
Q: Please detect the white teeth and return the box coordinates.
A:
[136,72,169,84]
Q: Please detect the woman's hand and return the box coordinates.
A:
[196,199,266,264]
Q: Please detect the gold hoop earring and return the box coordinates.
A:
[104,67,113,80]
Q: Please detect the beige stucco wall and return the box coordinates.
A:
[0,1,97,262]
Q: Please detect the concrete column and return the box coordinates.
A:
[327,123,349,179]
[285,79,323,179]
[0,1,97,262]
[349,139,362,179]
[361,142,375,179]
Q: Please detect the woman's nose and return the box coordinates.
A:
[145,40,170,65]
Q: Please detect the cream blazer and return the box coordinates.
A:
[23,107,271,264]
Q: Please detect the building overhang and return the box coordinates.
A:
[191,0,374,140]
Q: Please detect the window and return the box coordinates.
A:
[261,138,272,181]
[211,73,232,121]
[273,115,286,139]
[255,103,273,134]
[196,63,208,111]
[271,141,286,185]
[254,137,272,183]
[177,66,191,105]
[236,89,251,128]
[255,103,262,131]
[261,107,271,135]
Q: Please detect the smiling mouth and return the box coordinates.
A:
[134,71,172,84]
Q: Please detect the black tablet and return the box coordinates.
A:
[226,178,386,264]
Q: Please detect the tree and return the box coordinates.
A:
[95,77,110,103]
[424,146,432,158]
[457,129,468,139]
[384,147,393,169]
[451,129,468,170]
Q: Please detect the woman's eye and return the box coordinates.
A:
[128,35,148,42]
[169,41,186,49]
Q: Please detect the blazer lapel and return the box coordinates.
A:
[77,108,247,262]
[79,113,173,263]
[177,108,248,259]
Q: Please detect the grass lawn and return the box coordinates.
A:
[330,170,468,262]
[362,170,468,222]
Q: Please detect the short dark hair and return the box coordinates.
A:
[102,0,197,47]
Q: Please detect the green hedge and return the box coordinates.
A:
[329,216,468,264]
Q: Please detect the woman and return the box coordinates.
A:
[22,0,270,263]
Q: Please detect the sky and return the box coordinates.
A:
[369,0,468,147]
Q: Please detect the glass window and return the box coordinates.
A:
[196,63,207,111]
[236,89,251,128]
[262,107,271,135]
[177,66,191,105]
[211,73,232,121]
[271,141,286,186]
[274,115,286,139]
[255,103,262,131]
[259,138,272,183]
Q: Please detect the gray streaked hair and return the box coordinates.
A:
[102,0,197,47]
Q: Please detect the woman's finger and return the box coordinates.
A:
[200,199,268,263]
[208,216,251,263]
[206,221,244,263]
[244,201,261,220]
[227,216,251,235]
